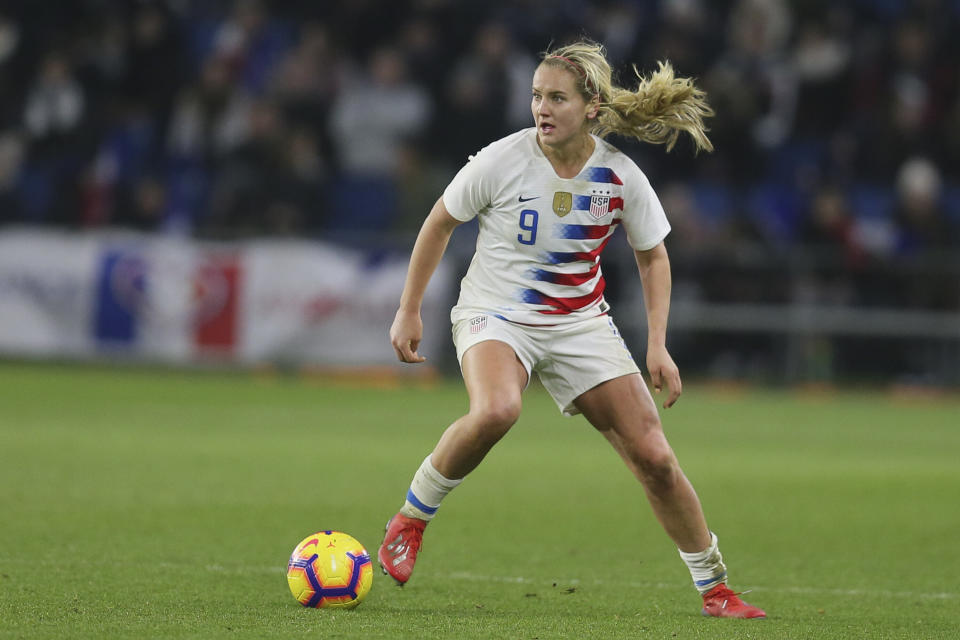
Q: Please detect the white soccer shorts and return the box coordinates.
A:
[451,311,641,416]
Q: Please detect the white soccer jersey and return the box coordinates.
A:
[443,128,670,326]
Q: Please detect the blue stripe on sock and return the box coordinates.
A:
[695,572,727,587]
[406,489,438,515]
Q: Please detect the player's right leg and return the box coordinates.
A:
[379,340,528,585]
[431,339,529,478]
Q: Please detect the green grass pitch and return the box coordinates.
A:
[0,361,957,639]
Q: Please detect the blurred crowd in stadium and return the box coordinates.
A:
[0,1,958,266]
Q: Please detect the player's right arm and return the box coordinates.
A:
[390,197,462,363]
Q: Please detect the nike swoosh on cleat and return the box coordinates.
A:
[518,195,540,202]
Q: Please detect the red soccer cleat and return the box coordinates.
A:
[377,513,427,586]
[701,584,767,619]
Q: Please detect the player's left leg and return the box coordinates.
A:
[574,373,710,551]
[573,374,765,619]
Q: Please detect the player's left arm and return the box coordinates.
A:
[634,241,681,408]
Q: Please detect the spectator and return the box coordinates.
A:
[790,13,853,138]
[204,98,287,236]
[269,21,342,169]
[20,51,90,225]
[165,52,252,229]
[0,131,24,224]
[114,174,168,232]
[434,22,534,165]
[23,51,86,144]
[123,2,185,142]
[167,54,252,162]
[0,12,26,129]
[328,46,430,232]
[801,185,859,258]
[894,156,953,254]
[393,140,451,234]
[397,17,448,100]
[211,0,292,95]
[892,156,957,310]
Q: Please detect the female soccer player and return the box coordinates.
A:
[378,41,765,619]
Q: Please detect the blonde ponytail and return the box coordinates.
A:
[542,42,714,153]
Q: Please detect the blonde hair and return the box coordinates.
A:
[541,41,714,153]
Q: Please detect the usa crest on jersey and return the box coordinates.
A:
[589,194,610,219]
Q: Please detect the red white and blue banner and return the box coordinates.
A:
[0,229,452,367]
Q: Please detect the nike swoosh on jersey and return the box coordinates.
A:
[518,195,540,202]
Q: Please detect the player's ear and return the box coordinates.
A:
[585,95,600,120]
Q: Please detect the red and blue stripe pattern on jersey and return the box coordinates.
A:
[528,260,601,286]
[541,235,613,265]
[554,221,618,239]
[579,166,624,185]
[541,220,621,264]
[520,279,607,314]
[522,218,622,314]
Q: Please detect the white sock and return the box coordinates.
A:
[399,455,462,521]
[678,532,727,594]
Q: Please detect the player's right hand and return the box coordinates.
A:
[390,309,427,363]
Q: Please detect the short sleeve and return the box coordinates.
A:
[442,149,498,222]
[620,169,671,251]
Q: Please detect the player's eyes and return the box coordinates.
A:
[532,93,565,103]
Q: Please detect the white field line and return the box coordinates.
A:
[444,571,954,601]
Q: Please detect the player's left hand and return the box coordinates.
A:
[647,345,681,408]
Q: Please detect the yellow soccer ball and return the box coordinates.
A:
[286,530,373,609]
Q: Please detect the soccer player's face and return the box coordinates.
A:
[531,65,596,149]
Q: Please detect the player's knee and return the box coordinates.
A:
[470,395,521,434]
[634,446,680,492]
